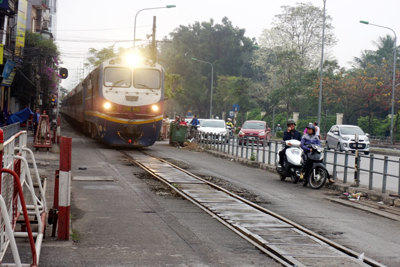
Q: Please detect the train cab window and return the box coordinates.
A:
[104,67,131,88]
[133,68,161,89]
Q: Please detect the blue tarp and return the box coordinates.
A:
[7,108,33,125]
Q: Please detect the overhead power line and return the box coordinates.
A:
[56,39,134,43]
[56,25,151,32]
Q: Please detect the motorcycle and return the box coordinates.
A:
[226,125,234,138]
[300,144,329,189]
[276,139,303,183]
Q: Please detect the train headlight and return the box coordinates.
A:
[103,102,112,110]
[124,52,143,67]
[151,104,159,112]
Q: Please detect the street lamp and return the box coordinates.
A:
[360,20,397,144]
[133,5,176,48]
[192,57,214,119]
[317,0,327,128]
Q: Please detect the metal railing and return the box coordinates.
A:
[194,133,400,194]
[0,130,47,266]
[0,123,20,142]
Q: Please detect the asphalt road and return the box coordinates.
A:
[150,141,400,266]
[203,138,400,193]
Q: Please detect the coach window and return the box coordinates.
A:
[133,68,161,89]
[104,67,131,88]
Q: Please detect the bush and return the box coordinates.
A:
[357,116,389,136]
[276,131,284,139]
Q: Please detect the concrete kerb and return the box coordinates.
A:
[199,147,400,207]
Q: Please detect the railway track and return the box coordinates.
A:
[123,151,385,267]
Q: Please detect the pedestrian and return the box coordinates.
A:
[313,121,321,140]
[33,108,41,136]
[179,117,187,126]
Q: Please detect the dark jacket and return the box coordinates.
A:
[283,130,302,141]
[301,134,321,152]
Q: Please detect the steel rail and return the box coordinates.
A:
[143,152,384,267]
[123,152,294,267]
[124,151,384,267]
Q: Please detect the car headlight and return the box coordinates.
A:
[258,131,265,136]
[342,136,350,141]
[239,131,244,135]
[103,102,112,110]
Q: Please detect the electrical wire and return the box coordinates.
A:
[56,25,151,32]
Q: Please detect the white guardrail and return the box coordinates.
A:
[0,129,46,267]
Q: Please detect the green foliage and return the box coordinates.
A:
[84,46,117,68]
[357,116,390,136]
[276,131,284,139]
[247,108,262,120]
[214,75,254,120]
[160,17,256,117]
[25,32,59,57]
[164,73,183,98]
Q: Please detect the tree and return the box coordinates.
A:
[214,76,254,118]
[259,2,336,68]
[159,17,256,117]
[84,46,117,69]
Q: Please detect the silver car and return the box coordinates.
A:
[326,125,370,155]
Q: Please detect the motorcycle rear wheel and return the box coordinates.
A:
[308,167,328,190]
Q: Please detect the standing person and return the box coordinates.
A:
[179,117,187,126]
[189,114,200,139]
[279,119,302,167]
[313,121,321,140]
[190,114,200,128]
[33,108,41,136]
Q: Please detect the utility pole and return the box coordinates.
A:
[317,0,327,127]
[151,16,157,63]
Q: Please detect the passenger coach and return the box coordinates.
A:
[62,53,165,147]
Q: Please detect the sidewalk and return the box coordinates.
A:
[30,125,278,266]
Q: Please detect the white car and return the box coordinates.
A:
[198,119,228,142]
[326,125,370,155]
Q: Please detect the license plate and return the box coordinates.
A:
[350,143,365,149]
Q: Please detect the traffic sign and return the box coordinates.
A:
[233,104,240,112]
[229,111,234,117]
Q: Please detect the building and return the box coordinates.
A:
[26,0,57,39]
[0,0,59,119]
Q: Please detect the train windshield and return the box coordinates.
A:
[134,68,161,89]
[104,67,131,87]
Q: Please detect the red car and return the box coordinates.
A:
[238,120,271,145]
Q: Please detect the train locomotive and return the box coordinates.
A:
[62,53,165,147]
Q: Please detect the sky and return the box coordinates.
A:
[56,0,400,90]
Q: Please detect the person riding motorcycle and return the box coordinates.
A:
[226,118,234,128]
[279,119,301,167]
[301,124,321,152]
[301,124,334,183]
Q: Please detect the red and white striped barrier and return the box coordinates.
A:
[0,129,46,266]
[58,137,72,240]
